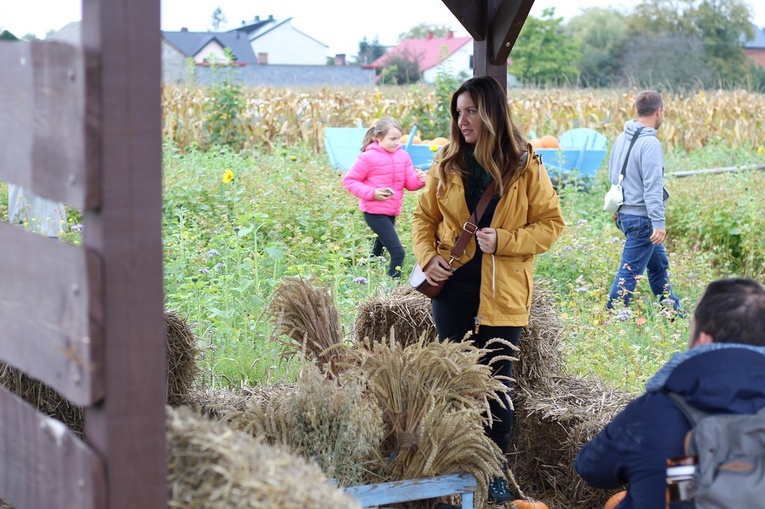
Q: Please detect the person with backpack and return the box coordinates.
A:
[575,277,765,509]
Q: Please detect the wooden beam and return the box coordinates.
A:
[491,0,534,64]
[81,0,167,507]
[0,222,103,407]
[0,386,105,509]
[0,41,100,211]
[441,0,486,40]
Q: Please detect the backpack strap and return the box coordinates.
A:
[668,392,710,455]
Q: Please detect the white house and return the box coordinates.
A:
[162,15,328,66]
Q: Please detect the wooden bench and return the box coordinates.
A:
[343,473,476,508]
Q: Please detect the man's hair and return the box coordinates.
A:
[635,90,663,117]
[693,278,765,346]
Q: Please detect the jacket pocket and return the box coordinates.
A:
[495,258,534,311]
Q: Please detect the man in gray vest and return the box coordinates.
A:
[606,90,680,313]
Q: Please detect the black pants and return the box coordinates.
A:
[432,294,521,454]
[363,212,405,279]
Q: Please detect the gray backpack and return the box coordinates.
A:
[669,392,765,508]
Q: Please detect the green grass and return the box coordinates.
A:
[2,139,764,393]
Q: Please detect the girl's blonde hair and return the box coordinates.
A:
[437,76,527,196]
[361,117,403,151]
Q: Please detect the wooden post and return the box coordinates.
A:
[442,0,535,89]
[81,0,167,507]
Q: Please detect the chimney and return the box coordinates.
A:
[334,54,346,66]
[258,52,268,65]
[268,14,274,21]
[180,27,188,32]
[427,32,434,39]
[254,15,260,21]
[447,30,454,38]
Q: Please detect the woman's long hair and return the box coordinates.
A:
[437,76,527,196]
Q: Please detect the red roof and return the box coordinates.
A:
[367,33,472,71]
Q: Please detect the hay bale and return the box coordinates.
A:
[509,375,633,509]
[516,281,566,387]
[0,363,85,436]
[0,310,200,436]
[353,285,437,347]
[507,281,635,509]
[167,405,362,509]
[166,310,202,406]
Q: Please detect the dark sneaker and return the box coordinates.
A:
[488,476,515,504]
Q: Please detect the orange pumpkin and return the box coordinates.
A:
[539,135,560,148]
[529,138,544,149]
[604,490,626,509]
[431,136,449,145]
[512,500,549,509]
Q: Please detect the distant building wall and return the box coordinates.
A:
[253,22,327,65]
[189,64,376,87]
[745,48,765,68]
[163,40,189,84]
[422,44,473,84]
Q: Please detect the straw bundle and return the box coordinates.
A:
[352,285,437,347]
[262,276,346,377]
[220,364,385,488]
[167,405,362,509]
[347,337,509,508]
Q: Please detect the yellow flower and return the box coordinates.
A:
[758,146,764,155]
[429,144,439,152]
[289,155,297,161]
[222,168,234,183]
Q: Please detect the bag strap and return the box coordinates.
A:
[618,126,645,182]
[667,392,709,426]
[448,180,496,264]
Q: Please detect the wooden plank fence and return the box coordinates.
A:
[0,0,166,508]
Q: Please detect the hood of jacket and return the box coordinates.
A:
[645,343,765,414]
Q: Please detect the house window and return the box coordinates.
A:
[258,52,268,65]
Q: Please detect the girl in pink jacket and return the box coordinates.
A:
[342,117,427,278]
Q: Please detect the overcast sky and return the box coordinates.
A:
[1,0,763,57]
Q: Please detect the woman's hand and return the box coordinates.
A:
[476,228,497,254]
[423,255,452,286]
[373,188,394,201]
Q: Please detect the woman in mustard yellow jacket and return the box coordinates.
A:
[412,76,564,503]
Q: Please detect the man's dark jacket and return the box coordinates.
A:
[575,343,765,509]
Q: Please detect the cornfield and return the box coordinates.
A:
[162,84,765,154]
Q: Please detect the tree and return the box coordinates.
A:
[211,7,227,31]
[692,0,754,84]
[399,23,453,41]
[626,0,755,86]
[354,36,386,65]
[508,8,581,85]
[621,32,714,88]
[379,48,421,85]
[566,7,629,87]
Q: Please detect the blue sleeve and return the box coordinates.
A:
[575,392,689,508]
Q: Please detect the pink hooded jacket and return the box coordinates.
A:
[342,142,425,216]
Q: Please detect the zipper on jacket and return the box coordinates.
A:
[474,315,480,334]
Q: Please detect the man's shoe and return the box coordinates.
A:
[488,476,515,504]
